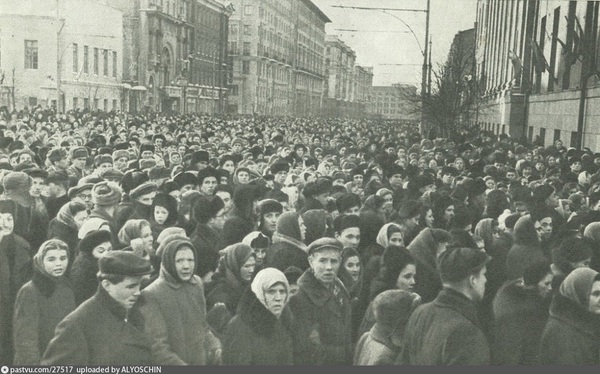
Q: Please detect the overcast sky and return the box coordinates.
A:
[312,0,478,87]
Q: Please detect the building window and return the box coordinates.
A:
[528,126,534,142]
[94,98,99,110]
[230,85,239,96]
[113,51,117,77]
[104,99,108,111]
[73,43,78,72]
[103,49,109,76]
[28,97,37,106]
[554,129,561,143]
[243,42,251,56]
[244,25,251,36]
[84,46,89,73]
[244,5,252,15]
[73,97,78,109]
[242,61,250,74]
[24,40,38,69]
[539,127,546,146]
[570,131,578,147]
[112,99,117,110]
[84,98,89,109]
[94,48,99,75]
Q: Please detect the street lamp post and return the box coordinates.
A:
[421,0,431,135]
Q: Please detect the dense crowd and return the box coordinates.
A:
[1,105,600,365]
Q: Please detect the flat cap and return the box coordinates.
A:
[307,237,343,255]
[99,167,125,182]
[98,251,153,276]
[70,146,88,159]
[129,181,158,200]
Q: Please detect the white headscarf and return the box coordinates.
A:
[251,268,290,315]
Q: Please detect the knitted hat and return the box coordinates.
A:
[92,181,122,206]
[3,171,30,191]
[129,182,158,201]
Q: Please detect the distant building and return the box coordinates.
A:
[354,65,374,113]
[0,0,123,112]
[368,84,418,121]
[226,0,330,116]
[105,0,232,114]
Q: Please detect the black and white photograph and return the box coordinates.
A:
[0,0,600,367]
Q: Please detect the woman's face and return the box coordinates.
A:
[589,281,600,314]
[237,171,250,184]
[154,206,169,225]
[389,232,404,247]
[240,256,256,282]
[536,273,553,299]
[485,179,496,190]
[298,216,307,242]
[223,160,235,174]
[43,249,69,277]
[455,158,465,170]
[344,255,361,282]
[264,283,288,318]
[396,264,417,292]
[92,242,112,259]
[140,225,154,251]
[73,210,89,230]
[253,247,267,266]
[444,205,455,222]
[425,209,434,228]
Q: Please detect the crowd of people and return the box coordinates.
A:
[1,105,600,365]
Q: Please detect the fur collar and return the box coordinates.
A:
[434,288,481,328]
[494,280,550,320]
[549,294,600,340]
[297,269,349,317]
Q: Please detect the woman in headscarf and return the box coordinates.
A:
[432,195,455,230]
[12,239,76,364]
[539,267,600,364]
[149,192,178,239]
[47,201,88,258]
[474,218,499,254]
[206,243,256,314]
[130,238,221,365]
[338,248,362,302]
[117,219,154,259]
[360,195,387,223]
[242,231,270,272]
[492,261,552,365]
[267,212,308,272]
[222,268,294,365]
[583,222,600,272]
[407,227,452,303]
[505,215,547,281]
[301,209,328,246]
[69,230,113,305]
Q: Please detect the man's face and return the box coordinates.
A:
[56,157,70,169]
[170,153,182,165]
[389,174,403,189]
[471,266,487,301]
[335,227,360,250]
[232,143,243,153]
[154,138,164,148]
[274,171,288,184]
[215,191,233,213]
[200,176,218,195]
[102,276,143,311]
[237,171,250,184]
[141,151,153,160]
[506,171,517,181]
[539,217,553,239]
[308,249,341,285]
[30,177,46,197]
[137,191,156,206]
[114,157,128,171]
[0,212,14,235]
[73,157,87,169]
[571,161,582,173]
[546,192,559,208]
[343,206,360,216]
[352,174,363,185]
[442,173,454,186]
[208,208,227,230]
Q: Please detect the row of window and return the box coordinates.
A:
[72,97,118,111]
[72,43,117,78]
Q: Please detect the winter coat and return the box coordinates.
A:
[268,233,309,272]
[222,207,254,246]
[190,223,224,277]
[69,253,99,306]
[0,233,32,364]
[41,286,153,365]
[407,228,443,303]
[12,274,76,364]
[506,216,546,281]
[539,293,600,365]
[299,197,325,214]
[130,271,218,365]
[400,288,490,365]
[354,324,401,365]
[222,289,294,365]
[88,208,118,242]
[491,280,550,365]
[47,218,79,259]
[288,269,352,365]
[205,275,246,315]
